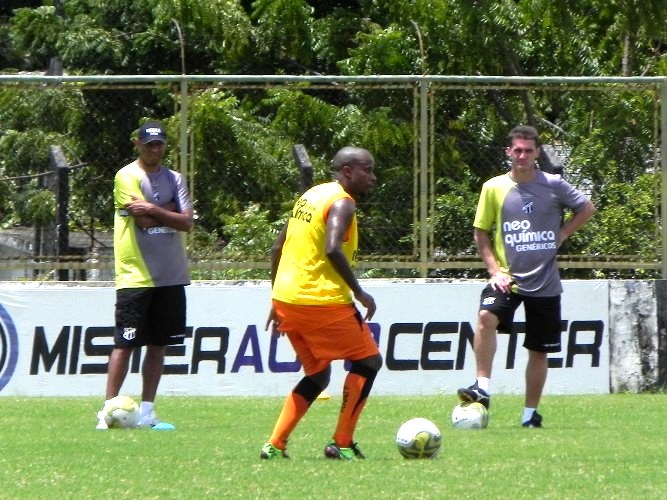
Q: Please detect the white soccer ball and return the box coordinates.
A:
[396,417,442,459]
[103,395,140,429]
[451,402,489,429]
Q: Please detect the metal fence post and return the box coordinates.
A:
[418,78,429,277]
[662,79,667,278]
[50,146,69,281]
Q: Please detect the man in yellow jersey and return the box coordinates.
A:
[260,146,382,460]
[96,121,193,429]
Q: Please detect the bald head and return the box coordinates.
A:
[330,146,376,197]
[331,147,374,172]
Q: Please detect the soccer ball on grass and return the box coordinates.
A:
[451,402,489,429]
[395,417,442,459]
[102,395,140,429]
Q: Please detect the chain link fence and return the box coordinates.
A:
[0,75,664,281]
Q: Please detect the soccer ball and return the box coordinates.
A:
[395,418,442,459]
[451,402,489,429]
[103,395,140,429]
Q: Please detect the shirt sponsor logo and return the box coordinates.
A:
[146,226,177,235]
[503,219,557,251]
[291,198,315,223]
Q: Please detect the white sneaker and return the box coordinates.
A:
[96,409,109,430]
[137,410,160,428]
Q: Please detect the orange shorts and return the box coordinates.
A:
[272,300,380,376]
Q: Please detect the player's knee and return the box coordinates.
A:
[111,346,133,361]
[294,374,328,404]
[477,310,499,332]
[350,353,382,377]
[308,367,331,390]
[369,353,383,372]
[528,349,548,361]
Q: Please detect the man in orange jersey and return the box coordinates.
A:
[260,146,382,460]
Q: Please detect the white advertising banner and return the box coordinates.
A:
[0,280,609,397]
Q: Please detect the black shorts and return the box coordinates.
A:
[479,284,562,353]
[114,286,187,348]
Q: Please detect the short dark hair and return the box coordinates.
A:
[508,125,540,147]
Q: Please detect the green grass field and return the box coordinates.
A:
[1,394,666,499]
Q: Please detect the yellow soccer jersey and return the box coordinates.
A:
[474,170,589,296]
[114,161,191,289]
[272,181,357,305]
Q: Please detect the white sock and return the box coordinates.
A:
[140,401,154,417]
[476,377,490,394]
[523,407,536,422]
[98,400,111,417]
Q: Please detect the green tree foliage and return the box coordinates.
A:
[7,6,61,69]
[196,202,285,279]
[0,0,664,277]
[252,0,313,67]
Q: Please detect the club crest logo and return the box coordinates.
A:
[0,303,19,393]
[522,201,534,214]
[122,327,137,341]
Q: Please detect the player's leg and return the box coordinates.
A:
[327,352,382,459]
[141,345,164,403]
[97,288,148,429]
[522,295,561,427]
[458,285,518,408]
[522,349,547,428]
[325,309,382,459]
[105,347,132,399]
[264,363,331,458]
[525,349,547,409]
[138,286,186,426]
[261,301,330,458]
[474,309,499,379]
[97,348,133,429]
[107,288,148,398]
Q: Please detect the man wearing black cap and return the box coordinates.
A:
[96,121,194,429]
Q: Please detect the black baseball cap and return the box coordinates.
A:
[137,121,167,144]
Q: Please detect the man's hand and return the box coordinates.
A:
[490,270,512,294]
[265,305,283,337]
[354,289,376,321]
[124,196,154,216]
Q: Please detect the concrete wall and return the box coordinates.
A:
[609,281,666,392]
